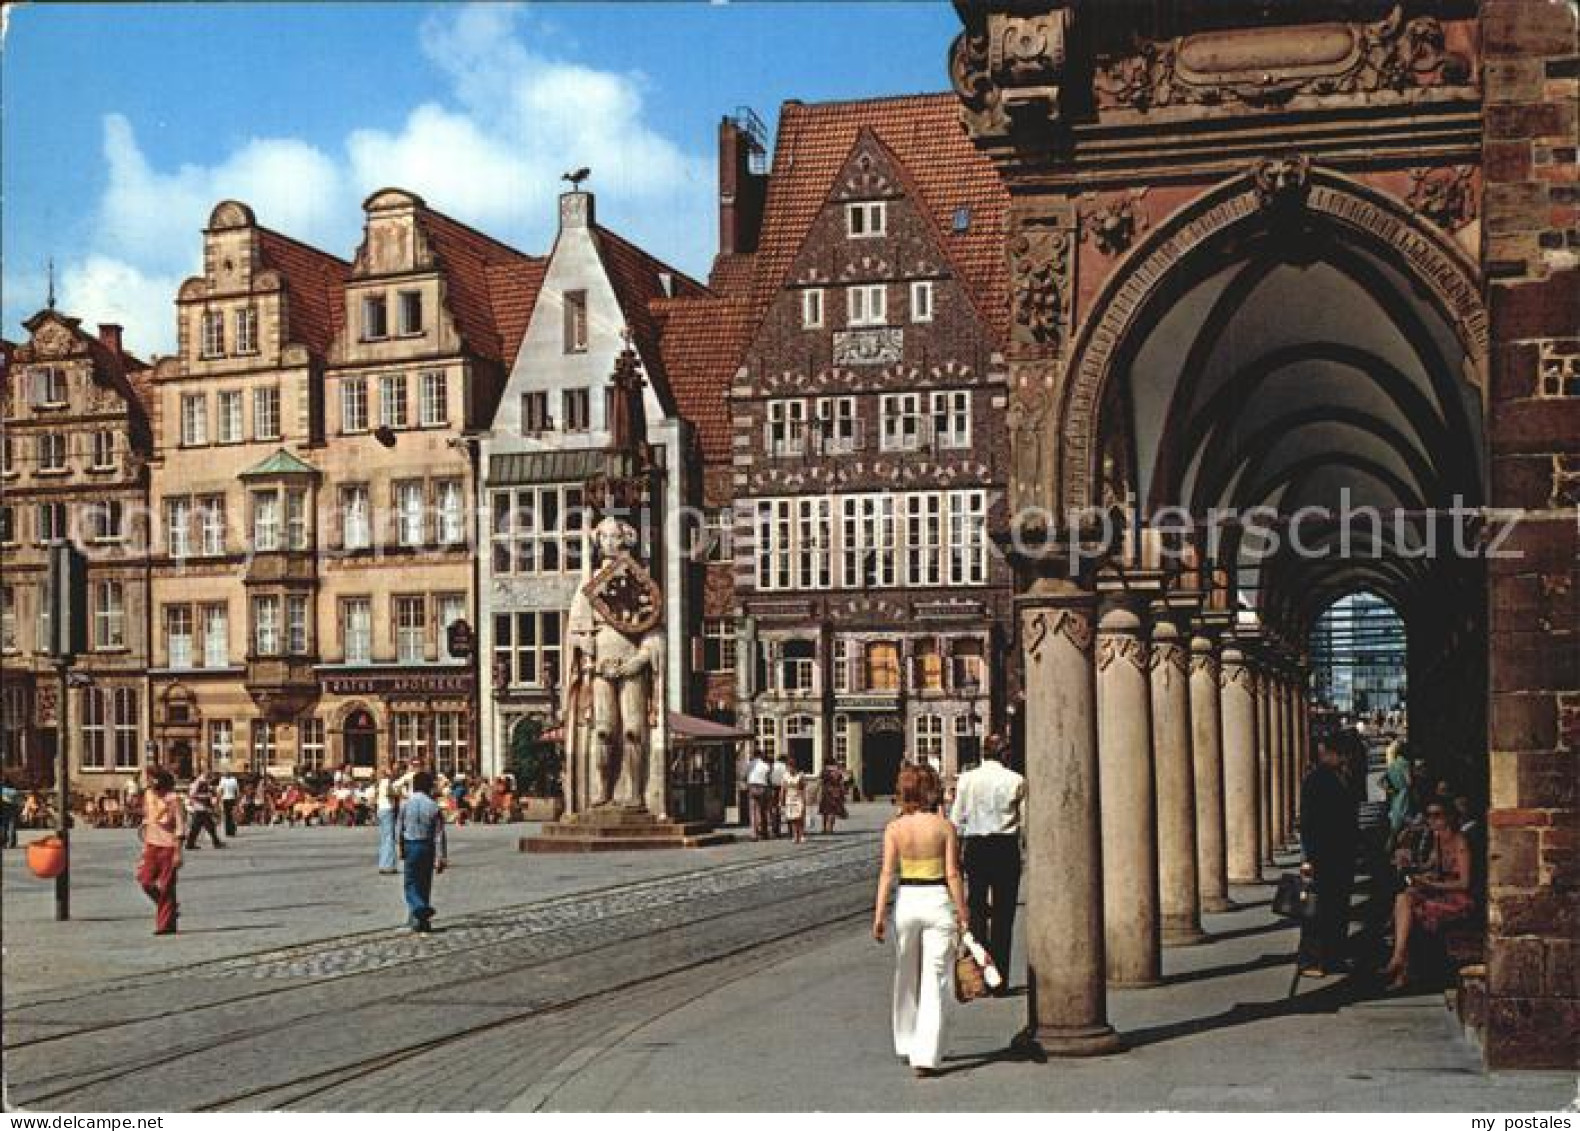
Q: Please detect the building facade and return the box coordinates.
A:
[2,308,153,792]
[727,96,1012,798]
[478,189,706,780]
[146,201,349,779]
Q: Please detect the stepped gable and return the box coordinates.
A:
[414,204,540,365]
[255,227,350,359]
[748,92,1008,336]
[652,294,754,463]
[592,223,709,395]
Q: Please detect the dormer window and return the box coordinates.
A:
[200,311,225,358]
[398,291,424,336]
[235,307,259,354]
[31,367,67,408]
[847,201,887,239]
[362,295,388,341]
[564,290,589,354]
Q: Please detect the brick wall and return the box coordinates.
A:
[1481,0,1579,1072]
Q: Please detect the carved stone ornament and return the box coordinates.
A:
[1081,191,1150,256]
[1097,633,1147,673]
[1150,640,1188,676]
[1406,166,1477,234]
[586,555,664,639]
[1009,227,1071,351]
[1006,383,1049,514]
[1093,5,1470,113]
[1252,155,1313,214]
[32,320,76,360]
[1190,651,1216,676]
[833,328,904,366]
[950,8,1075,138]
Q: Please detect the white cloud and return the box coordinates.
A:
[20,5,715,356]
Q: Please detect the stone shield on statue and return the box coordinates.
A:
[586,557,664,639]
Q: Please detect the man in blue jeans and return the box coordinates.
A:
[399,771,448,932]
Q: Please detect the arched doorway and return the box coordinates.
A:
[343,708,378,772]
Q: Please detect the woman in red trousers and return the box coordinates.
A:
[137,767,186,935]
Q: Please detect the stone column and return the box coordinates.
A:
[1018,579,1119,1055]
[1268,669,1287,850]
[1220,644,1262,885]
[1097,598,1161,986]
[1151,611,1205,944]
[1254,662,1274,868]
[1282,677,1299,843]
[1189,628,1232,912]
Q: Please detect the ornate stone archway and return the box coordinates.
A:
[1056,166,1488,519]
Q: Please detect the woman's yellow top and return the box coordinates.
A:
[899,856,946,881]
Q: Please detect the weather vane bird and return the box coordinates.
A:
[562,167,591,188]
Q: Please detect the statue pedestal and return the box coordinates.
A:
[519,807,734,853]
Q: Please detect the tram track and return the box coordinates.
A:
[6,836,879,1111]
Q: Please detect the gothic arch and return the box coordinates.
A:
[1056,166,1487,517]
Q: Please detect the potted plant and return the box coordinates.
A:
[26,835,67,879]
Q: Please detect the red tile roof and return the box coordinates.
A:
[652,294,753,463]
[257,228,350,360]
[708,253,756,298]
[417,206,542,365]
[749,93,1008,336]
[592,223,709,400]
[486,256,551,368]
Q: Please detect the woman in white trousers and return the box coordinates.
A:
[873,762,970,1077]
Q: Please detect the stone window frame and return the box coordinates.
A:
[910,280,935,323]
[253,386,282,441]
[340,596,373,664]
[419,371,449,427]
[393,480,426,548]
[200,311,226,359]
[489,484,586,576]
[914,712,945,766]
[879,392,925,452]
[765,398,808,458]
[338,484,371,551]
[285,593,311,656]
[562,387,592,432]
[394,593,428,664]
[200,603,229,668]
[379,373,410,430]
[180,392,210,447]
[251,594,281,657]
[362,294,389,342]
[92,579,126,651]
[341,377,370,434]
[0,584,15,653]
[563,290,590,354]
[703,617,737,674]
[198,496,227,557]
[165,604,195,670]
[208,719,234,768]
[88,499,125,544]
[90,429,118,471]
[521,390,554,435]
[298,717,325,772]
[250,721,276,773]
[0,505,14,548]
[815,396,861,454]
[234,307,259,356]
[36,431,69,473]
[491,609,563,688]
[397,291,424,337]
[31,366,68,409]
[216,389,245,445]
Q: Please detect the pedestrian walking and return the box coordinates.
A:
[376,761,404,874]
[1298,734,1360,976]
[137,768,186,935]
[768,754,786,839]
[949,735,1025,982]
[818,761,849,835]
[872,763,969,1077]
[746,750,773,840]
[217,770,241,837]
[399,771,448,933]
[185,773,224,849]
[780,756,808,844]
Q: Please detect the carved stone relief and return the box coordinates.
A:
[1081,191,1150,256]
[1097,633,1147,673]
[950,7,1075,138]
[1093,6,1472,113]
[1406,166,1477,234]
[1008,225,1073,352]
[833,328,904,366]
[1252,155,1313,214]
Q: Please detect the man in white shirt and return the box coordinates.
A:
[746,752,773,841]
[949,735,1026,984]
[767,755,787,839]
[217,771,241,837]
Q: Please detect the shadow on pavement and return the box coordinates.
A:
[1122,975,1372,1050]
[1160,952,1296,987]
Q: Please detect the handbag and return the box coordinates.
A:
[1272,871,1320,922]
[953,930,1002,1003]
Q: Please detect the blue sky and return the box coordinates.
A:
[2,2,962,356]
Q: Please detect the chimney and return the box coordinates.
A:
[560,189,595,231]
[98,324,124,357]
[718,112,768,257]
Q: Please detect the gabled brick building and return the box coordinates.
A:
[725,94,1012,796]
[2,307,153,791]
